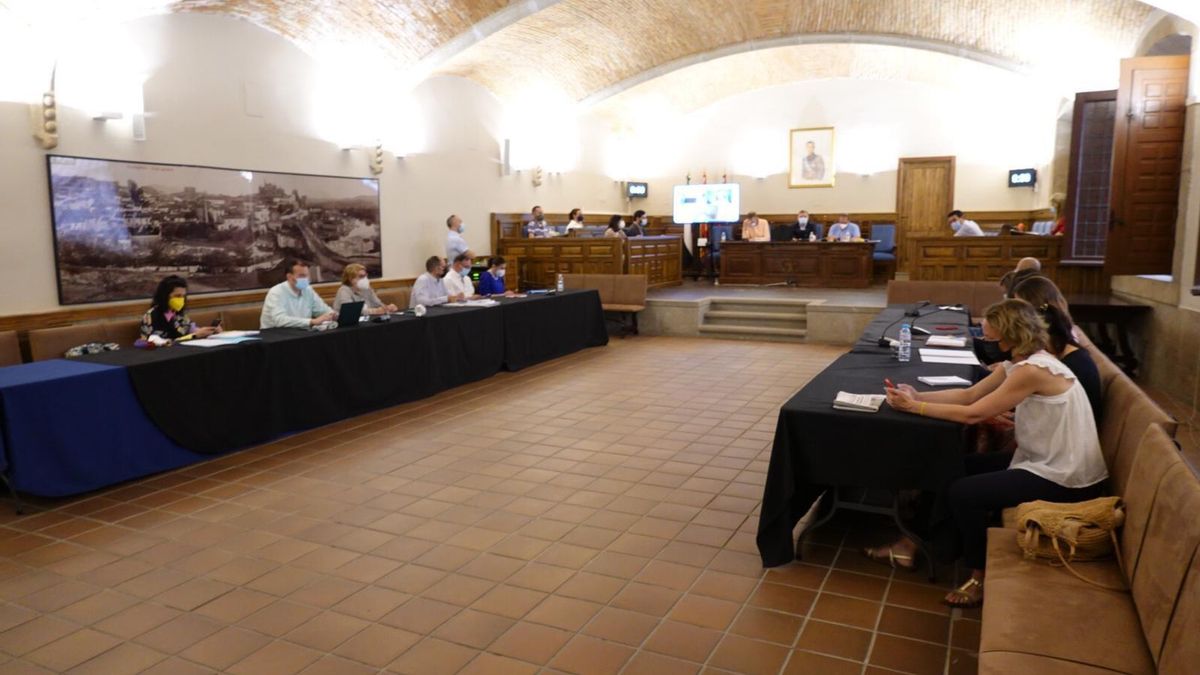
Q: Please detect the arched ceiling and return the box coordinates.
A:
[587,42,1049,125]
[432,0,1157,103]
[1,0,1194,107]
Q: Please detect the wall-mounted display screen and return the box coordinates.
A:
[672,183,740,224]
[47,155,381,305]
[627,182,648,199]
[1008,168,1037,187]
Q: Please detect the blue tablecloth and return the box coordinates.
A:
[0,360,214,497]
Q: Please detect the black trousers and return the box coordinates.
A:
[947,452,1105,570]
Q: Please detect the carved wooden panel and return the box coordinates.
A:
[719,242,871,287]
[908,235,1063,283]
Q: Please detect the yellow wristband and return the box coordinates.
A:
[919,402,927,416]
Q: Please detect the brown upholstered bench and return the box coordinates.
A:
[981,342,1194,674]
[886,280,1004,317]
[562,273,647,334]
[981,425,1199,674]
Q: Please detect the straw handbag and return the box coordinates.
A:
[1015,496,1127,591]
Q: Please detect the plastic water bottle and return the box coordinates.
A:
[556,273,564,293]
[898,323,912,363]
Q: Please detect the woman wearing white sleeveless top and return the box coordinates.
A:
[881,299,1107,608]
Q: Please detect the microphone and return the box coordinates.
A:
[905,300,930,317]
[877,301,931,347]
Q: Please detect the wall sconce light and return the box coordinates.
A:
[531,166,543,187]
[340,143,386,175]
[29,66,58,150]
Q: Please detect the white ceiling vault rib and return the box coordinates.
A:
[577,32,1032,110]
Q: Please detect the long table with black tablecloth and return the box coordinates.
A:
[0,290,607,497]
[756,305,978,567]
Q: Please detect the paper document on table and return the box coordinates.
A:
[211,330,259,339]
[177,338,233,348]
[918,348,981,366]
[460,299,500,307]
[925,335,967,348]
[918,375,973,387]
[833,391,886,413]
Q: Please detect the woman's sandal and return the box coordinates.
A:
[862,545,917,571]
[943,578,984,608]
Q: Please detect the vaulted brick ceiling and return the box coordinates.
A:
[2,0,1184,105]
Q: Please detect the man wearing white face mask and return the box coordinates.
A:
[334,263,398,315]
[792,210,821,241]
[260,259,335,329]
[445,214,473,261]
[443,253,478,299]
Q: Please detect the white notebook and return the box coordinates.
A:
[833,392,886,413]
[918,348,981,366]
[918,375,972,387]
[925,335,967,348]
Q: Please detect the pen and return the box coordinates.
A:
[884,378,894,389]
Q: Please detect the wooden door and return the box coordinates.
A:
[896,157,955,270]
[1106,55,1189,275]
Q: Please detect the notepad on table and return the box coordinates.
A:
[918,375,973,387]
[925,335,967,348]
[211,330,259,339]
[918,348,981,366]
[833,392,886,413]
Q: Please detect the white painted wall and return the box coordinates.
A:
[0,13,625,314]
[620,79,1059,218]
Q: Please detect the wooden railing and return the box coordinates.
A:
[906,234,1062,282]
[498,235,682,290]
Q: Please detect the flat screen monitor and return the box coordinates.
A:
[627,182,648,199]
[672,183,740,224]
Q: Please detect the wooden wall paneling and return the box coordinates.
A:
[0,277,416,336]
[907,235,1062,282]
[719,242,872,287]
[625,236,683,288]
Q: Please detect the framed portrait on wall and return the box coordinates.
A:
[789,127,835,188]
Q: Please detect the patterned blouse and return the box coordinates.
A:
[140,306,194,340]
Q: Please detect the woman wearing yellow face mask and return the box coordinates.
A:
[139,275,220,342]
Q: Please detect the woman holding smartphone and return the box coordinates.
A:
[140,275,221,341]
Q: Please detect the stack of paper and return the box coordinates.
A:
[925,335,967,348]
[833,392,886,413]
[918,348,981,366]
[212,330,259,339]
[918,375,973,386]
[460,299,500,307]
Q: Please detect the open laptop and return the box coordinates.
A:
[336,301,364,328]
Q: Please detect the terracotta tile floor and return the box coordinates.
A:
[0,337,979,674]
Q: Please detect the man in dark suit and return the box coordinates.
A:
[791,210,821,241]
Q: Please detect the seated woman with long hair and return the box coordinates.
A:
[1009,275,1102,422]
[140,275,220,342]
[874,299,1107,607]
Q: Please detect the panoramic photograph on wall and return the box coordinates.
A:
[47,155,382,305]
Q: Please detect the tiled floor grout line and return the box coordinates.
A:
[775,525,845,675]
[859,553,896,675]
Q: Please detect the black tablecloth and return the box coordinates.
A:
[80,291,606,453]
[500,291,609,371]
[757,306,977,567]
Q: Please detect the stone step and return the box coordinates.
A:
[707,297,811,314]
[703,310,807,327]
[697,324,808,340]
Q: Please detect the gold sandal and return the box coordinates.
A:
[942,578,984,608]
[862,545,917,571]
